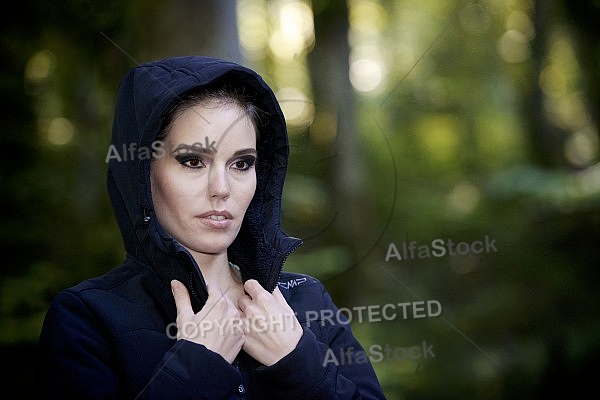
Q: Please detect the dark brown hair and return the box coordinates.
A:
[156,80,268,143]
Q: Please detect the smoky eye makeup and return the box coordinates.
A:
[171,146,257,171]
[229,148,257,171]
[174,153,208,169]
[231,155,257,171]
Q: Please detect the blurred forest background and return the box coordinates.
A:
[1,0,599,398]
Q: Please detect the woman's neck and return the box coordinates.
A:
[191,251,242,295]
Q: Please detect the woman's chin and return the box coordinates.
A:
[184,240,235,257]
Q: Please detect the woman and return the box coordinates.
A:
[33,56,386,399]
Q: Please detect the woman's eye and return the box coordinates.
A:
[185,159,203,168]
[234,160,249,170]
[175,155,206,169]
[232,157,255,171]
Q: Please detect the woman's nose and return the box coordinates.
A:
[208,167,230,199]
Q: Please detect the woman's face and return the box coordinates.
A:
[150,102,257,257]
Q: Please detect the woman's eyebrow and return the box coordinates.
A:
[231,148,257,157]
[170,144,213,155]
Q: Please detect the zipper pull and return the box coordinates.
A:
[142,207,151,224]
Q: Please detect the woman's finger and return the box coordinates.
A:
[272,287,288,306]
[238,293,252,314]
[171,280,193,319]
[242,279,263,300]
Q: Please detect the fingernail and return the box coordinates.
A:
[171,280,178,291]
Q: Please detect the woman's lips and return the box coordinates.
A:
[197,210,233,229]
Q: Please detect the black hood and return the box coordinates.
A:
[107,56,301,310]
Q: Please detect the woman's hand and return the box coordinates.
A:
[171,279,245,364]
[238,280,303,366]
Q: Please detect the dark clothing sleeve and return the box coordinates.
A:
[32,291,244,399]
[142,340,242,399]
[253,282,387,399]
[33,291,120,399]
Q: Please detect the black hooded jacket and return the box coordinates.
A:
[33,56,386,399]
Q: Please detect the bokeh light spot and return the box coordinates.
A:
[497,30,531,63]
[47,117,74,146]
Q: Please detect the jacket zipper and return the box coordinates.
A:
[188,268,203,308]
